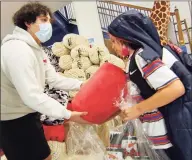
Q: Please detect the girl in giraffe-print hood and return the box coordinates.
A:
[108,10,192,160]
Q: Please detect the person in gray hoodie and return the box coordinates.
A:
[1,2,88,160]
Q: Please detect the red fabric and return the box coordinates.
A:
[43,125,65,142]
[72,63,127,124]
[67,103,73,111]
[142,58,164,78]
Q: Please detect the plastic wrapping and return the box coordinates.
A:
[66,122,107,160]
[107,120,164,160]
[48,141,67,160]
[94,116,123,148]
[106,83,170,160]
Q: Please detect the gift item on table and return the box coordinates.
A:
[95,123,110,147]
[107,148,124,160]
[107,121,160,160]
[107,122,139,159]
[48,141,67,160]
[66,122,107,159]
[106,83,170,160]
[91,116,122,149]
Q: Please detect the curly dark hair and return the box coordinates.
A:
[12,2,53,30]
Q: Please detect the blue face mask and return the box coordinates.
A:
[35,23,52,43]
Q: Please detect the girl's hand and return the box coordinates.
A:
[121,106,143,122]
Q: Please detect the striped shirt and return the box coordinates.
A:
[125,48,178,149]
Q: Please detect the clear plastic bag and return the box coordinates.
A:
[66,122,107,160]
[106,83,171,160]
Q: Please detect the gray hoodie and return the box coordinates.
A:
[1,26,82,120]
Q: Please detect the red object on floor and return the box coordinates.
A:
[72,63,127,124]
[43,125,65,142]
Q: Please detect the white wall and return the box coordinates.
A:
[72,0,104,45]
[1,1,71,40]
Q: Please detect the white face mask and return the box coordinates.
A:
[35,23,52,43]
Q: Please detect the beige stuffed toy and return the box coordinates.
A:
[71,57,92,71]
[70,45,90,60]
[63,34,89,50]
[91,44,110,62]
[85,65,99,79]
[52,42,70,57]
[88,48,100,65]
[69,90,78,98]
[63,68,86,98]
[64,68,86,81]
[100,54,125,70]
[59,55,73,70]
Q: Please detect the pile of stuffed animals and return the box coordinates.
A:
[51,33,125,98]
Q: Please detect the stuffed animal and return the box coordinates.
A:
[70,44,90,60]
[64,68,86,81]
[63,34,89,49]
[52,42,70,57]
[100,54,125,70]
[71,57,92,71]
[59,55,73,70]
[85,65,99,79]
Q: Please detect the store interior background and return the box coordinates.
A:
[1,1,192,53]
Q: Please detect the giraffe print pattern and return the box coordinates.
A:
[150,0,171,46]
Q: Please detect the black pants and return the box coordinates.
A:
[1,113,50,160]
